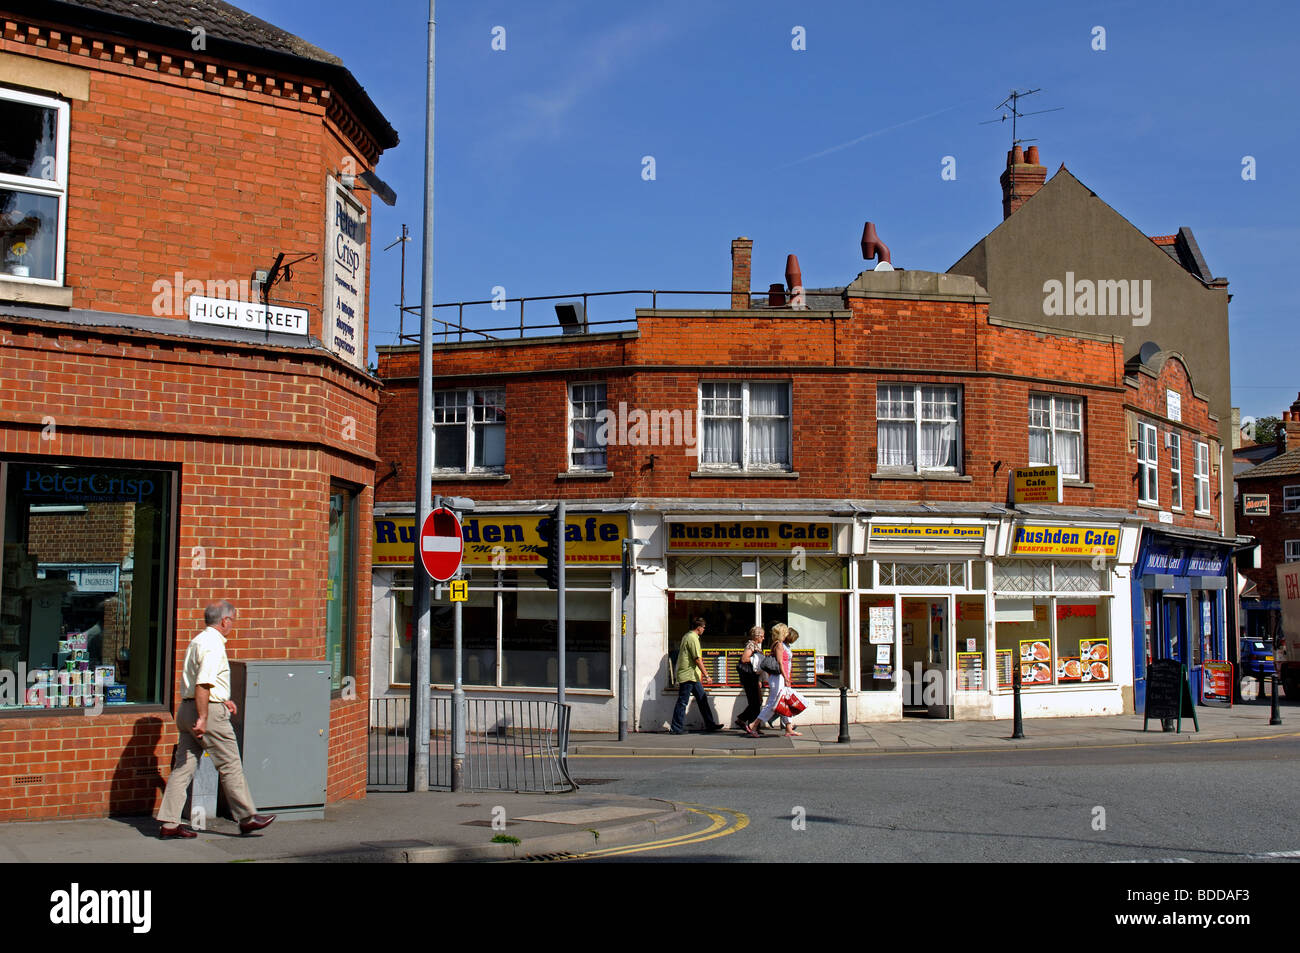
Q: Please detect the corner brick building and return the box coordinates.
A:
[371,216,1227,730]
[0,0,396,820]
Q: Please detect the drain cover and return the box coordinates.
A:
[571,778,618,785]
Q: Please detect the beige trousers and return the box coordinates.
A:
[157,699,258,825]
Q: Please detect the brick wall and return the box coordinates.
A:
[0,317,377,820]
[374,298,1144,510]
[1,17,379,353]
[1126,354,1222,532]
[1238,477,1300,602]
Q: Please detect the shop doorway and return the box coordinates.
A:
[900,597,951,719]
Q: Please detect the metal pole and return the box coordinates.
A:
[837,683,850,743]
[1270,674,1283,726]
[452,563,465,789]
[556,501,566,708]
[407,0,436,794]
[619,539,631,741]
[1011,662,1024,739]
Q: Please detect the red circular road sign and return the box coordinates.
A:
[419,507,464,582]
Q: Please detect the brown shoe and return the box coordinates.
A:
[238,814,276,834]
[159,824,197,839]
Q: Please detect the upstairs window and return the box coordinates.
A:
[877,384,961,473]
[569,383,608,471]
[0,88,69,284]
[699,381,791,470]
[1194,441,1211,515]
[433,389,505,472]
[1137,422,1159,504]
[1169,433,1183,509]
[1028,394,1083,479]
[1284,486,1300,514]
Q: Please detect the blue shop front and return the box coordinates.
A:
[1130,528,1233,709]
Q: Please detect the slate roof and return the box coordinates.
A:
[58,0,343,64]
[1237,447,1300,480]
[26,0,397,148]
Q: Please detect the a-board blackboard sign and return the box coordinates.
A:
[1143,659,1200,732]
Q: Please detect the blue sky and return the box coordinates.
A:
[241,0,1300,420]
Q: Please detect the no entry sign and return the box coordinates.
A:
[420,507,464,581]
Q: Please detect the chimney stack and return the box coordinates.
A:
[1286,394,1300,446]
[1000,144,1047,219]
[731,236,753,309]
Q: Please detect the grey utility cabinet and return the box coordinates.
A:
[231,660,332,820]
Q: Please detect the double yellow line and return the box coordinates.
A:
[532,803,748,861]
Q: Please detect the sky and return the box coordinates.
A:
[239,0,1300,421]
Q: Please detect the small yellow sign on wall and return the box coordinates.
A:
[449,580,468,602]
[1011,466,1062,504]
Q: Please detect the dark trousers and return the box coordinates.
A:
[671,679,720,732]
[737,669,764,724]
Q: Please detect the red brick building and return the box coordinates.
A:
[370,225,1224,729]
[0,0,396,820]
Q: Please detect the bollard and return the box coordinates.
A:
[1011,664,1024,739]
[838,684,850,743]
[1270,675,1283,726]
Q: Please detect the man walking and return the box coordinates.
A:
[157,599,275,838]
[671,617,723,734]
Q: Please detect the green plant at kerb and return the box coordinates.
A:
[491,834,521,845]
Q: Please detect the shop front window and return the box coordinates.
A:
[992,585,1111,689]
[668,554,847,687]
[389,569,611,691]
[1,461,173,710]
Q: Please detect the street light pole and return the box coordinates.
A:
[407,0,436,793]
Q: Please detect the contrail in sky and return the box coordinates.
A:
[777,100,977,169]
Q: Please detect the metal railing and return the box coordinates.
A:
[367,695,574,793]
[394,289,747,344]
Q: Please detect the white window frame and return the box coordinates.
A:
[1194,441,1211,515]
[1284,486,1300,514]
[698,380,792,471]
[1137,422,1159,504]
[432,387,506,473]
[1286,540,1300,562]
[0,87,70,286]
[567,382,608,471]
[1169,432,1183,511]
[1028,393,1083,480]
[876,383,963,474]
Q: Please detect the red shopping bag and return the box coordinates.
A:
[775,687,807,718]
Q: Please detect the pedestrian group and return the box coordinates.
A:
[672,617,806,737]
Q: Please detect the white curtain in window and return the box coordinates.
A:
[702,419,740,465]
[747,383,789,465]
[1029,428,1051,466]
[920,421,957,468]
[1055,430,1080,477]
[878,421,914,467]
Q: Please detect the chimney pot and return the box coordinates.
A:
[767,283,786,307]
[1025,145,1040,165]
[860,221,891,266]
[1011,144,1025,165]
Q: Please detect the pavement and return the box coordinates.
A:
[4,697,1293,863]
[571,696,1298,756]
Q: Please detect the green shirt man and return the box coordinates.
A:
[676,627,705,684]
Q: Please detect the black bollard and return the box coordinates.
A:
[1012,663,1025,739]
[838,684,850,743]
[1270,675,1283,726]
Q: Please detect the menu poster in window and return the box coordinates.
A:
[956,652,983,690]
[996,650,1014,689]
[1057,657,1083,682]
[869,606,895,644]
[1079,639,1110,682]
[902,623,913,646]
[700,649,741,687]
[876,644,892,665]
[1020,639,1052,685]
[873,664,894,681]
[789,649,817,688]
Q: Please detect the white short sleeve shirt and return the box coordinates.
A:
[182,626,231,703]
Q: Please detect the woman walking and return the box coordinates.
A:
[746,622,801,738]
[735,626,766,732]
